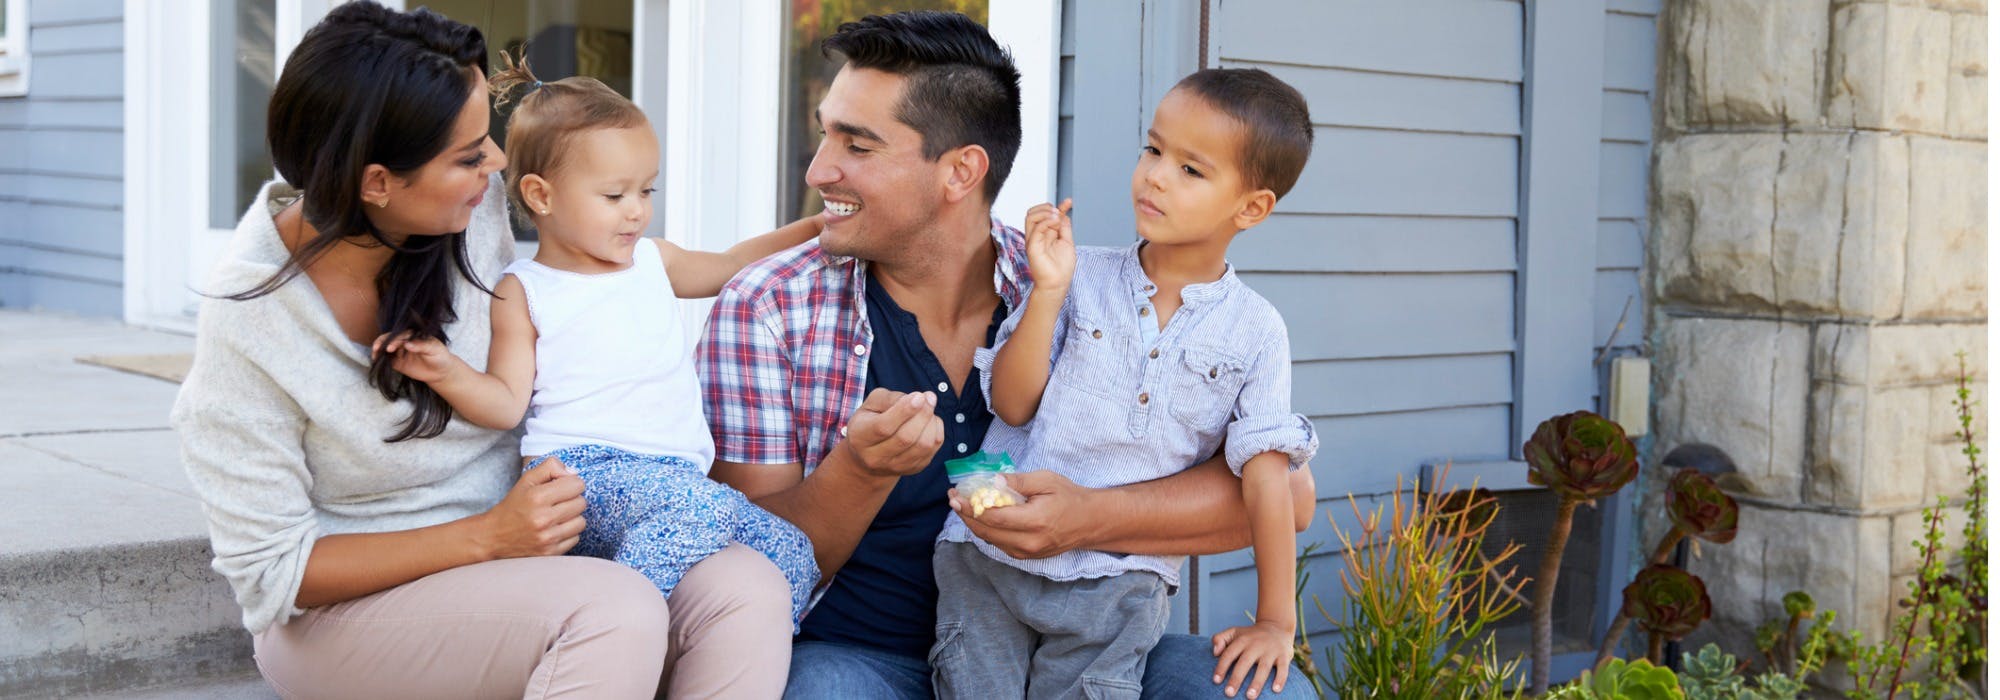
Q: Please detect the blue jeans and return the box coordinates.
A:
[782,635,1313,699]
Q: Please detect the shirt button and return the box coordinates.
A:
[1138,392,1150,405]
[1139,307,1151,317]
[955,413,966,424]
[1091,329,1103,339]
[853,344,867,356]
[957,443,969,453]
[937,381,949,393]
[1149,348,1160,359]
[839,424,848,437]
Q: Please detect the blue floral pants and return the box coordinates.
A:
[540,444,819,625]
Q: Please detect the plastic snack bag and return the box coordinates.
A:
[946,451,1025,518]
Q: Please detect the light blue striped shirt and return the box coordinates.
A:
[939,242,1318,588]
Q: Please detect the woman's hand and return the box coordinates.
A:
[371,330,461,385]
[473,457,588,559]
[1023,199,1076,295]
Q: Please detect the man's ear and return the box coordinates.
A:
[1231,189,1278,231]
[519,173,553,216]
[941,144,991,205]
[359,164,396,209]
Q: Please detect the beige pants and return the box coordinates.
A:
[253,544,794,699]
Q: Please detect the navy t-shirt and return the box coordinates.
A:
[794,271,1007,660]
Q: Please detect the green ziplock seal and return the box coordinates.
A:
[944,451,1015,481]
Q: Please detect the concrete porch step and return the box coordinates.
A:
[0,311,258,697]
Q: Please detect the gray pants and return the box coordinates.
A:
[931,541,1170,700]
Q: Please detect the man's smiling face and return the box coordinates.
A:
[804,65,949,261]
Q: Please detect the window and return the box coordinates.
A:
[209,0,277,229]
[777,0,988,222]
[425,0,636,242]
[0,0,29,96]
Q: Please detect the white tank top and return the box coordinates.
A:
[503,238,715,468]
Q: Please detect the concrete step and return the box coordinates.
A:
[69,670,275,699]
[0,311,256,697]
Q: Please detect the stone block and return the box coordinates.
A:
[1685,504,1895,647]
[1808,383,1934,509]
[1654,317,1810,501]
[1829,3,1954,134]
[1811,322,1987,386]
[1948,13,1987,137]
[1657,133,1909,318]
[1904,137,1987,319]
[1655,134,1780,309]
[1662,0,1827,129]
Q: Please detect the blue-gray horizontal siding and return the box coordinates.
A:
[1207,0,1528,653]
[1595,8,1655,357]
[0,0,125,316]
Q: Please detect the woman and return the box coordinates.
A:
[170,4,793,697]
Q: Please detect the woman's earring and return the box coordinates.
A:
[376,199,389,209]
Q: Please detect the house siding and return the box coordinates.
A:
[0,0,124,316]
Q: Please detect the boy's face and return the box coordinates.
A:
[1130,89,1262,246]
[539,125,658,269]
[806,66,947,261]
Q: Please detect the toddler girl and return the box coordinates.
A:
[374,55,823,622]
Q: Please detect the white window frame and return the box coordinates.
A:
[0,0,30,97]
[663,0,1060,251]
[125,0,1059,331]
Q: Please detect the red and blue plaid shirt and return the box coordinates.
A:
[698,217,1030,472]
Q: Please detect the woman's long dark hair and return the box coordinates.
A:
[231,2,492,442]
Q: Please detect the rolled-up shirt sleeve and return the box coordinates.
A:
[698,284,799,465]
[973,283,1071,415]
[170,316,319,635]
[1224,328,1318,476]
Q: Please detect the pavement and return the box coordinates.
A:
[0,310,274,698]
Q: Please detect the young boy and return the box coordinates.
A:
[932,68,1319,700]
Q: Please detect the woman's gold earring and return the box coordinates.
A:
[376,199,388,209]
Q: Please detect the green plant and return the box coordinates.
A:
[1597,469,1740,666]
[1547,658,1686,699]
[1622,564,1713,663]
[1298,477,1526,699]
[1678,643,1810,700]
[1838,354,1987,699]
[1524,411,1640,693]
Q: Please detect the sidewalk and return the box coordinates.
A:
[0,310,272,698]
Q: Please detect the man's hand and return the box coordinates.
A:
[836,388,944,480]
[948,469,1094,560]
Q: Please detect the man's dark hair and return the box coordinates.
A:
[823,11,1022,203]
[1172,68,1315,200]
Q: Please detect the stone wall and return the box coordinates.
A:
[1648,0,1987,683]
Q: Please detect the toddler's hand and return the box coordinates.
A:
[371,330,458,385]
[1211,621,1293,699]
[1023,200,1075,294]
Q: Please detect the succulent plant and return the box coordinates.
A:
[1525,411,1641,692]
[1624,564,1714,643]
[1666,469,1739,544]
[1525,411,1640,502]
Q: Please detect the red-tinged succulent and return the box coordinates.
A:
[1666,468,1739,544]
[1623,564,1713,641]
[1523,411,1639,502]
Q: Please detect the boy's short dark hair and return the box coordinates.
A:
[1172,68,1314,200]
[823,11,1022,203]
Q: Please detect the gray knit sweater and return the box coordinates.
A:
[171,175,519,634]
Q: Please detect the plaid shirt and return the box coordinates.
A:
[699,217,1030,472]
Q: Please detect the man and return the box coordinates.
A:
[697,11,1316,698]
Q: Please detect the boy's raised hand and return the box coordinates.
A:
[1023,199,1076,293]
[370,330,459,385]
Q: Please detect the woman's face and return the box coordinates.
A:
[369,70,508,238]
